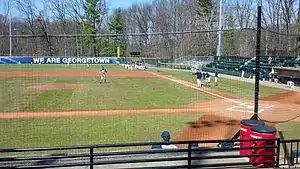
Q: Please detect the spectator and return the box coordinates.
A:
[268,56,272,64]
[151,131,177,149]
[191,143,199,148]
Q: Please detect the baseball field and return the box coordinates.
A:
[1,64,300,151]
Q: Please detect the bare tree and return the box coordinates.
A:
[0,0,10,25]
[13,0,39,55]
[0,0,11,55]
[280,0,296,50]
[123,2,154,56]
[36,12,55,56]
[46,0,68,32]
[232,0,256,57]
[262,0,283,53]
[46,0,70,56]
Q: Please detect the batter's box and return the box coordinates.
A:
[238,103,274,109]
[227,106,264,113]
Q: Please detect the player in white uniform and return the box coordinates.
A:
[287,80,295,88]
[100,66,107,83]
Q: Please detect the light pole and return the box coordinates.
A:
[9,11,12,57]
[216,0,223,61]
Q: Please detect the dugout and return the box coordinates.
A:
[273,67,300,86]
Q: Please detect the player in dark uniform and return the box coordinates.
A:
[192,69,203,88]
[215,71,219,86]
[241,65,246,78]
[205,72,211,87]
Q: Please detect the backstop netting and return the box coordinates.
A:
[1,2,300,168]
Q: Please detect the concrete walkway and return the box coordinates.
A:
[0,150,255,169]
[4,149,297,169]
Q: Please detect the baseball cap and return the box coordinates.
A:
[161,131,171,140]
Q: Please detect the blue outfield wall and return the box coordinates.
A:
[0,56,122,64]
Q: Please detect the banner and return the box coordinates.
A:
[0,57,122,64]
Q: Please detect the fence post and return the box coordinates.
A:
[290,142,294,166]
[188,142,192,169]
[276,138,280,168]
[90,147,94,169]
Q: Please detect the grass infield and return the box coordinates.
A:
[0,76,214,112]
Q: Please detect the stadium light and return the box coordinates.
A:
[216,0,223,61]
[9,10,12,57]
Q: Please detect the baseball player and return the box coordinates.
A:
[130,62,134,71]
[192,69,202,88]
[215,71,219,86]
[241,65,246,78]
[100,66,107,83]
[205,72,211,87]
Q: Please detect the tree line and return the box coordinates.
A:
[0,0,299,58]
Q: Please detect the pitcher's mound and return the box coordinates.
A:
[27,84,82,91]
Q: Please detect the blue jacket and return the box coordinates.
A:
[193,71,202,79]
[215,72,218,77]
[242,65,246,71]
[206,73,210,78]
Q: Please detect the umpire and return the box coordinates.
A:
[192,69,203,88]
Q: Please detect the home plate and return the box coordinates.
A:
[226,102,275,113]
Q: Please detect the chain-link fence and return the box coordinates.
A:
[0,28,299,72]
[1,28,299,58]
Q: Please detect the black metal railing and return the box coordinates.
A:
[280,139,300,167]
[0,138,283,169]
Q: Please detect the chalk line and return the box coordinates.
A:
[150,72,241,104]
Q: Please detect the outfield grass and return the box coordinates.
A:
[0,76,214,112]
[159,69,283,99]
[0,64,125,71]
[0,113,202,148]
[276,122,300,155]
[277,122,300,139]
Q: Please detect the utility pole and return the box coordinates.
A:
[216,0,223,61]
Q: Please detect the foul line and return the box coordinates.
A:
[150,72,241,104]
[151,72,276,114]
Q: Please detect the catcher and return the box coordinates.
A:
[100,66,107,83]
